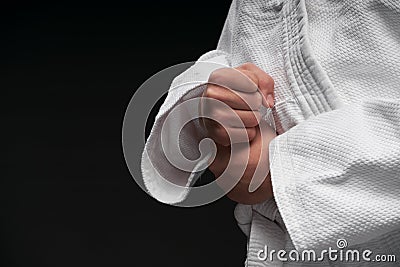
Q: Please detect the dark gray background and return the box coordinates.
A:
[3,1,248,266]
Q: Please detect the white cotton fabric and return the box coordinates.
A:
[141,0,400,266]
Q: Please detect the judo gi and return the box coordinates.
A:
[141,0,400,265]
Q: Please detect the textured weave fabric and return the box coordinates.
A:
[141,0,400,266]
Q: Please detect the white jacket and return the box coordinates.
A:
[141,0,400,265]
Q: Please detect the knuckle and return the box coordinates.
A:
[261,74,275,88]
[204,85,227,102]
[204,85,216,98]
[244,70,257,82]
[209,68,226,84]
[208,70,219,83]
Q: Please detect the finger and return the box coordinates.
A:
[214,109,261,128]
[239,63,275,108]
[208,67,259,94]
[204,120,257,146]
[204,84,262,111]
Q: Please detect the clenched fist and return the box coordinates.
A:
[201,63,276,204]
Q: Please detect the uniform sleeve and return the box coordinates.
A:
[141,1,238,204]
[270,97,400,251]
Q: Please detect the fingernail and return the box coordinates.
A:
[267,94,274,108]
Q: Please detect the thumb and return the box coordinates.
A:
[239,63,275,108]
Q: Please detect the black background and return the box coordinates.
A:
[3,1,248,266]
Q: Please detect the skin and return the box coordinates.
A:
[201,63,276,204]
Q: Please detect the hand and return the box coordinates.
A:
[201,63,274,146]
[201,63,276,204]
[209,125,276,204]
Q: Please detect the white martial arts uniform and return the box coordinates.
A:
[141,0,400,265]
